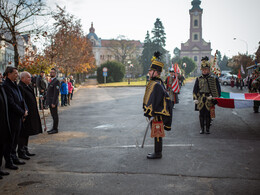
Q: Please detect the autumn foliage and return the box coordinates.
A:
[44,6,96,76]
[18,55,53,74]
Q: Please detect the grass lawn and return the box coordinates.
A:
[98,80,147,87]
[98,77,195,87]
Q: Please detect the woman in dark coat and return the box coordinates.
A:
[18,72,42,159]
[0,73,12,177]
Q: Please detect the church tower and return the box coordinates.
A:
[180,0,211,73]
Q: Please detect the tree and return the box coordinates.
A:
[219,55,230,71]
[44,6,95,76]
[97,61,125,83]
[107,35,139,66]
[140,31,154,74]
[151,18,166,48]
[0,0,48,68]
[151,18,166,65]
[172,56,196,76]
[18,54,53,74]
[173,47,180,57]
[228,54,254,76]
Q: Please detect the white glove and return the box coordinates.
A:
[207,96,213,100]
[194,100,199,104]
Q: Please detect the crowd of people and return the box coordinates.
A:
[0,66,75,180]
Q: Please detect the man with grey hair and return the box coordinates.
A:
[3,67,28,169]
[18,72,42,159]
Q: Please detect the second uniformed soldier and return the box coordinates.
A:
[143,51,173,159]
[46,68,60,134]
[193,57,221,134]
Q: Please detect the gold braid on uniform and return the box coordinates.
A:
[207,77,219,97]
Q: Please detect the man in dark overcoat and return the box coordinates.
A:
[18,72,42,159]
[3,67,28,169]
[0,72,11,178]
[46,68,60,134]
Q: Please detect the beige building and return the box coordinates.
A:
[87,23,143,67]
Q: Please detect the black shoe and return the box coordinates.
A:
[206,129,210,134]
[0,175,2,179]
[5,164,18,170]
[47,129,58,134]
[147,153,162,159]
[200,130,204,134]
[0,171,10,176]
[13,158,26,165]
[26,151,36,156]
[18,153,30,160]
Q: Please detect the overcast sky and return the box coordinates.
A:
[45,0,260,58]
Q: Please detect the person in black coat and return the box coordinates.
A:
[46,68,60,134]
[18,72,43,159]
[36,71,48,109]
[0,72,11,178]
[2,67,28,169]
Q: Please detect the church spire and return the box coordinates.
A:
[89,22,95,33]
[190,0,202,11]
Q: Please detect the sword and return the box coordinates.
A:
[141,117,153,148]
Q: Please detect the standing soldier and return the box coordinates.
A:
[46,68,60,134]
[143,51,173,159]
[165,68,179,108]
[248,68,260,113]
[193,57,221,134]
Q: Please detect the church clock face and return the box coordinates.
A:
[194,11,198,16]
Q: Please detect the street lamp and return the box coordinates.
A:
[233,38,248,55]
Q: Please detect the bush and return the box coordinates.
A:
[97,61,125,83]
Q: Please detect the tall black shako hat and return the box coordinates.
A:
[149,51,164,72]
[200,56,211,70]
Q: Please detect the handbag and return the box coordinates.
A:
[151,120,165,138]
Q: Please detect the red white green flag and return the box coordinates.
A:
[215,92,260,109]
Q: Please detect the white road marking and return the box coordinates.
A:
[91,144,194,149]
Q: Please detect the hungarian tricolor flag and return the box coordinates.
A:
[215,92,260,109]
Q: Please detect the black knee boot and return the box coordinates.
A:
[199,116,205,134]
[205,115,211,134]
[147,137,162,159]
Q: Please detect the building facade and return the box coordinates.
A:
[87,23,143,67]
[0,33,36,73]
[180,0,211,72]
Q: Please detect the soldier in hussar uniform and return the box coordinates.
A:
[248,68,260,113]
[193,57,221,134]
[165,68,179,108]
[143,51,173,159]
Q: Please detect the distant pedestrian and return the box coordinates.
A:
[69,75,75,100]
[46,68,60,134]
[230,76,235,88]
[31,74,38,96]
[67,78,73,105]
[36,71,48,110]
[60,78,68,106]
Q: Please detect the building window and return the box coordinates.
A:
[194,34,198,40]
[194,56,198,62]
[194,19,198,26]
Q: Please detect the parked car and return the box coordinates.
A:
[219,75,237,85]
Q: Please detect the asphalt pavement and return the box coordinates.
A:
[0,79,259,195]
